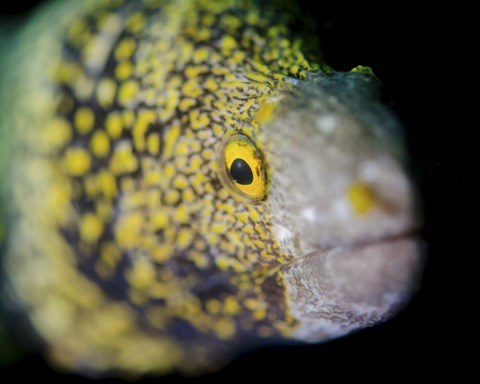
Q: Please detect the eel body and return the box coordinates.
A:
[0,0,423,376]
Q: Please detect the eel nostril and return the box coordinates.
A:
[347,181,376,215]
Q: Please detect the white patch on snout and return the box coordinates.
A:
[316,114,338,134]
[274,224,293,248]
[301,207,317,223]
[333,198,351,220]
[360,160,383,182]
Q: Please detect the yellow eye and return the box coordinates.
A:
[219,134,267,200]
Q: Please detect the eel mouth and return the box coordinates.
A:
[283,229,425,333]
[318,230,422,257]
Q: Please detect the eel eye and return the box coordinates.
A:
[219,133,267,200]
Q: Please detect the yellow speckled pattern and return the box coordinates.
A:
[1,0,324,375]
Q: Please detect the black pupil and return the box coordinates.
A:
[229,158,254,185]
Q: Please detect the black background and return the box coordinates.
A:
[1,0,478,381]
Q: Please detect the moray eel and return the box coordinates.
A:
[0,0,423,376]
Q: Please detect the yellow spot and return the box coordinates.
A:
[212,223,228,234]
[216,202,235,215]
[218,189,230,200]
[249,207,260,221]
[179,98,196,111]
[189,251,208,269]
[144,169,160,187]
[231,50,245,63]
[213,124,223,137]
[84,175,98,198]
[164,190,180,205]
[173,205,189,224]
[133,109,155,151]
[146,189,161,208]
[116,61,134,80]
[96,78,117,109]
[185,65,208,78]
[198,113,210,129]
[256,102,276,124]
[175,140,189,156]
[253,309,267,321]
[158,92,179,121]
[254,224,269,240]
[245,298,262,310]
[243,98,256,111]
[115,38,136,60]
[164,124,180,158]
[224,297,240,315]
[201,148,214,160]
[123,110,136,127]
[204,78,218,92]
[245,71,269,83]
[215,318,236,340]
[126,12,146,33]
[243,226,254,235]
[177,228,194,249]
[215,256,231,271]
[173,175,189,190]
[118,80,139,106]
[348,182,375,215]
[74,107,95,134]
[182,188,196,202]
[197,28,211,42]
[90,131,110,158]
[100,241,121,268]
[191,173,207,194]
[128,259,156,290]
[147,134,160,156]
[110,144,138,175]
[193,48,209,63]
[98,171,117,199]
[151,210,169,230]
[182,79,202,98]
[206,300,221,315]
[164,163,176,178]
[65,148,91,176]
[220,35,237,50]
[105,112,124,139]
[80,213,104,243]
[152,244,173,262]
[115,212,143,249]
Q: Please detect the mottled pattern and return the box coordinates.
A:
[2,0,322,374]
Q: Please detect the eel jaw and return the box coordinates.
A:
[283,233,425,342]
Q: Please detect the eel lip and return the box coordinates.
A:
[283,231,426,342]
[316,228,422,256]
[318,231,426,312]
